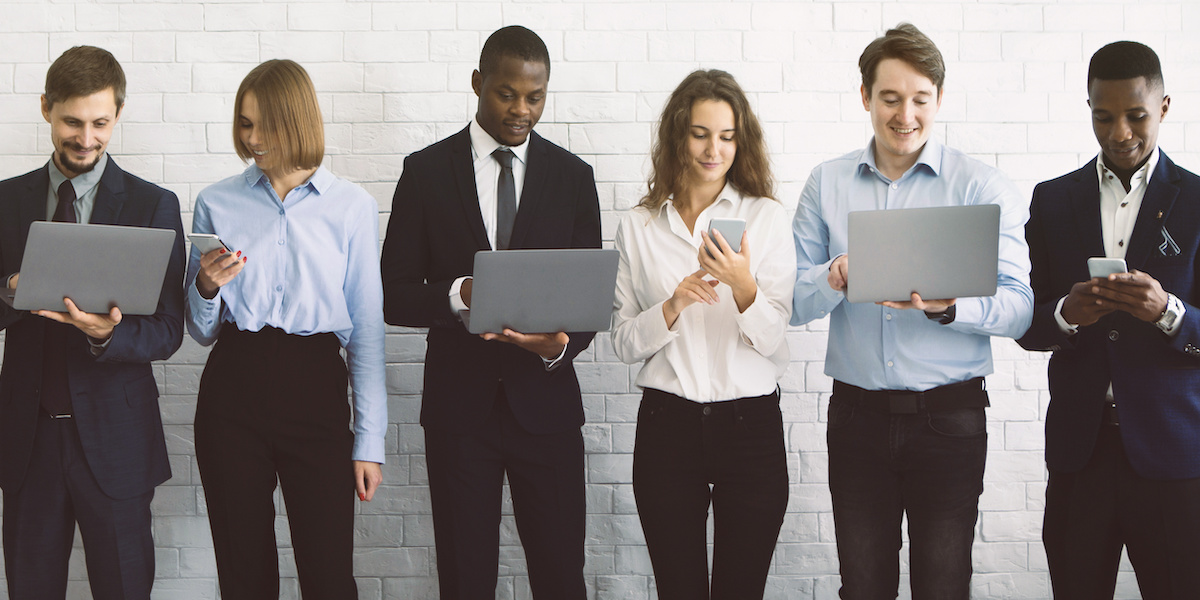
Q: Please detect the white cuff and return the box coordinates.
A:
[449,276,470,314]
[542,343,568,371]
[1054,295,1079,335]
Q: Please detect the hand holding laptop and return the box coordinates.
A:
[461,276,570,359]
[34,297,122,342]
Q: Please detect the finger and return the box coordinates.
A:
[909,292,928,311]
[738,231,750,257]
[363,473,381,502]
[711,229,733,254]
[109,306,122,324]
[34,310,68,323]
[691,268,709,279]
[355,467,367,501]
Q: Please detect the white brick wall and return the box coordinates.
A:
[0,1,1185,598]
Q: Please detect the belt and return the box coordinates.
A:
[832,377,989,415]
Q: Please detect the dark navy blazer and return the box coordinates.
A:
[1018,152,1200,480]
[0,158,185,499]
[380,127,602,435]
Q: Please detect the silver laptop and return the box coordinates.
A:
[846,204,1000,304]
[463,249,619,334]
[1,221,176,315]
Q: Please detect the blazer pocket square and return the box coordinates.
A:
[1159,226,1181,257]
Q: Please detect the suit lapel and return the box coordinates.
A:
[510,132,548,249]
[1069,159,1105,259]
[1125,153,1181,270]
[18,166,50,235]
[87,157,126,226]
[449,128,491,250]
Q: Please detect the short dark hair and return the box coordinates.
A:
[44,46,126,110]
[859,23,945,97]
[479,26,551,80]
[1088,41,1163,91]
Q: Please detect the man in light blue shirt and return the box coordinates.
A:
[791,23,1032,599]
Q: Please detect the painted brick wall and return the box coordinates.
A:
[1,1,1196,598]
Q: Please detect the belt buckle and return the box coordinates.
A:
[888,393,919,414]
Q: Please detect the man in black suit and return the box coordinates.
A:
[1019,41,1200,598]
[0,46,185,599]
[381,26,600,599]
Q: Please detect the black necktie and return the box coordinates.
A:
[54,180,77,223]
[493,148,516,250]
[42,180,78,417]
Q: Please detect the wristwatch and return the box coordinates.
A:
[924,304,956,325]
[1155,293,1184,333]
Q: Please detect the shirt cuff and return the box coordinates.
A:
[352,433,386,464]
[4,273,14,289]
[87,333,113,357]
[1054,295,1079,336]
[449,276,470,314]
[542,343,568,371]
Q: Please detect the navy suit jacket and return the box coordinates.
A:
[380,127,602,434]
[0,158,185,499]
[1018,152,1200,480]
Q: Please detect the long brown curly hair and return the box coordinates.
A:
[639,69,775,211]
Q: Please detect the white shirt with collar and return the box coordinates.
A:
[611,183,796,403]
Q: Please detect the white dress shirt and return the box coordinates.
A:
[612,183,796,403]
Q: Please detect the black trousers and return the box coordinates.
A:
[424,391,587,600]
[1044,422,1200,600]
[194,325,357,600]
[3,414,155,600]
[632,388,788,600]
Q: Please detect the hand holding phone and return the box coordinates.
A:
[706,218,746,258]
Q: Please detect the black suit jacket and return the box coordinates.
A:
[0,158,185,499]
[1018,152,1200,480]
[381,127,602,434]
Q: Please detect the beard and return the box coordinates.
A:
[56,144,102,177]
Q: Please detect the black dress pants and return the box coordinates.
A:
[194,325,357,600]
[632,388,789,600]
[424,391,587,600]
[1044,421,1200,600]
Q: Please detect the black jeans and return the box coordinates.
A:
[633,388,788,600]
[827,380,988,600]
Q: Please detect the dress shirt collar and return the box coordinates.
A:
[240,163,333,196]
[1096,146,1159,189]
[469,116,530,166]
[858,135,944,180]
[47,152,107,200]
[657,181,743,218]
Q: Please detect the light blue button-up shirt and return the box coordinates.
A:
[791,136,1033,392]
[185,164,387,463]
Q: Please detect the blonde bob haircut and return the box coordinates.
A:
[233,59,324,169]
[640,69,775,211]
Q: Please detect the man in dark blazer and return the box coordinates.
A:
[1019,41,1200,599]
[380,26,600,599]
[0,46,184,599]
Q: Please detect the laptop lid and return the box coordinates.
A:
[3,221,176,315]
[846,204,1000,304]
[463,248,619,334]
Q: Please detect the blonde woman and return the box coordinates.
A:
[184,59,385,599]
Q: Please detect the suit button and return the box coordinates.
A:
[1109,330,1120,342]
[702,406,712,416]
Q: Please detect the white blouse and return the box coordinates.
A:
[612,183,796,403]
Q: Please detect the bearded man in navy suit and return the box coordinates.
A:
[1019,41,1200,599]
[0,46,185,599]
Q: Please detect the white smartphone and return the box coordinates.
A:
[707,218,746,256]
[1087,257,1127,279]
[188,233,232,255]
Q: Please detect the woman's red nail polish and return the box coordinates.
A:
[236,250,241,257]
[359,492,366,501]
[219,249,225,254]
